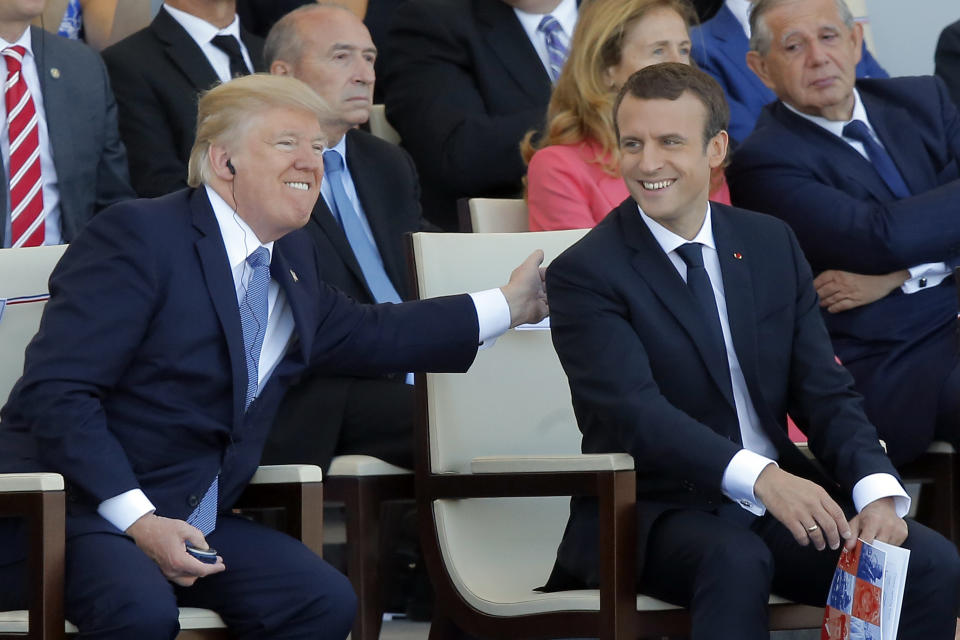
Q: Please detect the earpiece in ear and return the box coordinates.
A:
[226,159,236,175]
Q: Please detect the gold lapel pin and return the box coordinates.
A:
[50,68,60,79]
[290,269,299,282]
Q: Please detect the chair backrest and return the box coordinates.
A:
[368,104,401,145]
[460,198,529,233]
[0,245,67,408]
[409,230,589,608]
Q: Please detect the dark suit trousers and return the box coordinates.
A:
[265,374,414,472]
[639,506,960,640]
[0,515,356,639]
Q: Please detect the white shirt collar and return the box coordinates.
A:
[327,132,349,162]
[638,203,715,256]
[783,87,874,140]
[512,0,578,41]
[725,0,753,37]
[205,184,274,271]
[0,25,33,55]
[163,4,242,49]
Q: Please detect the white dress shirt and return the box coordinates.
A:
[638,203,909,517]
[512,0,578,79]
[163,5,254,84]
[726,0,754,38]
[98,187,512,532]
[0,27,62,247]
[784,91,950,294]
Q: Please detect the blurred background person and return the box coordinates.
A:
[37,0,151,50]
[521,0,730,232]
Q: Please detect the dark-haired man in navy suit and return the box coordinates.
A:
[728,0,960,467]
[0,74,547,639]
[544,61,959,639]
[102,0,265,198]
[382,0,578,229]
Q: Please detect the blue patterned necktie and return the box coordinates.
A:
[323,150,401,304]
[186,247,270,536]
[675,243,736,416]
[842,120,911,199]
[537,15,569,83]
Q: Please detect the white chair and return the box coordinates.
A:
[457,197,529,233]
[368,104,401,145]
[406,230,824,639]
[0,246,324,640]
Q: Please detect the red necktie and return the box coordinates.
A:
[4,46,44,247]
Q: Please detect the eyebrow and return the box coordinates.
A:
[330,43,378,56]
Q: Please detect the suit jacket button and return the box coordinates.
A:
[188,495,199,508]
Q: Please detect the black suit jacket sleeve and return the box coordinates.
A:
[937,20,960,109]
[728,78,960,274]
[382,0,546,196]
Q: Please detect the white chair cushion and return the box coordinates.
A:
[0,607,225,633]
[327,454,412,477]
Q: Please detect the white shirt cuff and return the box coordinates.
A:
[97,489,156,533]
[721,449,777,515]
[901,262,949,294]
[469,288,511,350]
[852,473,910,517]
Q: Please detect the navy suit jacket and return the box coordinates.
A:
[691,5,888,145]
[0,27,135,246]
[0,188,478,553]
[101,10,265,198]
[727,76,960,463]
[936,19,960,108]
[544,199,896,587]
[382,0,557,229]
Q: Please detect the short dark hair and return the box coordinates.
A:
[613,62,729,149]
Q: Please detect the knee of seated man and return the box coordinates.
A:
[906,524,960,591]
[291,560,357,636]
[701,530,773,587]
[76,590,180,639]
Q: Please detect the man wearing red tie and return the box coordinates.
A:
[0,0,133,248]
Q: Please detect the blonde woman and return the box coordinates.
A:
[521,0,729,231]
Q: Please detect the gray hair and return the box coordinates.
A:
[264,2,355,68]
[749,0,855,55]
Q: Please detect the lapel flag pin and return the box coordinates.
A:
[733,252,743,260]
[290,269,299,282]
[50,68,60,79]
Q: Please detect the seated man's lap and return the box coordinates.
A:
[177,514,355,639]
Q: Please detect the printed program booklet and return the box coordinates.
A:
[822,538,909,640]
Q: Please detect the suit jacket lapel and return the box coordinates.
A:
[240,27,265,72]
[618,204,736,410]
[270,245,312,371]
[190,189,247,424]
[152,9,220,92]
[309,194,375,301]
[769,102,893,202]
[860,88,937,195]
[474,0,551,105]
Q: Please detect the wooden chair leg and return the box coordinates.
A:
[345,478,383,640]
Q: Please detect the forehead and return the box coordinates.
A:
[245,105,325,140]
[618,92,707,138]
[296,9,375,53]
[624,6,689,43]
[765,0,845,38]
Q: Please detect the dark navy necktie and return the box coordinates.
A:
[210,34,249,78]
[842,120,911,199]
[675,243,735,408]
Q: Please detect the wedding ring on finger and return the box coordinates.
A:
[806,524,820,532]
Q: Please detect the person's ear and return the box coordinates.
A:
[706,130,728,170]
[746,50,777,91]
[270,60,292,77]
[850,21,864,66]
[208,144,235,181]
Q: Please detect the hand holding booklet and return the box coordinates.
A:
[821,538,909,640]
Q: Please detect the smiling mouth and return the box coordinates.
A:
[285,181,310,191]
[642,179,675,191]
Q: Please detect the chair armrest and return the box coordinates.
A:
[328,455,413,477]
[249,464,322,485]
[0,472,64,492]
[470,453,634,474]
[236,465,323,557]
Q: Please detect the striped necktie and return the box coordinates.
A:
[537,15,569,83]
[4,46,44,247]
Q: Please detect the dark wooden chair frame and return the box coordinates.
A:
[0,472,323,640]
